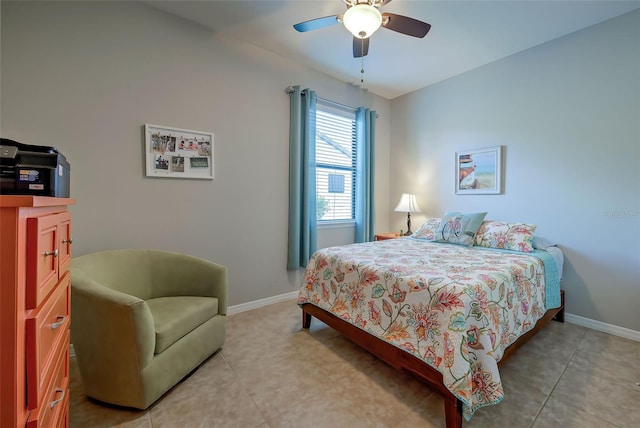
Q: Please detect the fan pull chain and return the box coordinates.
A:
[360,38,365,83]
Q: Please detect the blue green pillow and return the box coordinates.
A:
[436,212,487,247]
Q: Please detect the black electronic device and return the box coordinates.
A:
[0,138,70,197]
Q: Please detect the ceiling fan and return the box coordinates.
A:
[293,0,431,58]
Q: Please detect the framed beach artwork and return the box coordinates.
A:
[455,146,503,194]
[144,124,214,179]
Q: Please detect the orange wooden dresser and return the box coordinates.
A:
[0,196,74,428]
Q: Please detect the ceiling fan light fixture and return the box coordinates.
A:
[343,4,382,39]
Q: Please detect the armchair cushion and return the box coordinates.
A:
[147,296,219,354]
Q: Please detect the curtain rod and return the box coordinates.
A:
[285,86,378,118]
[285,86,353,110]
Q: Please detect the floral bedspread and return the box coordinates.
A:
[297,238,552,419]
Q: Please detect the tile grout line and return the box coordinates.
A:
[529,325,588,427]
[220,350,274,428]
[527,326,628,428]
[550,328,631,428]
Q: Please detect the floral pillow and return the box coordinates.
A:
[474,221,537,253]
[435,212,487,247]
[412,218,442,241]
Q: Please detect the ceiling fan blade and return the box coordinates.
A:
[381,0,393,5]
[353,37,370,58]
[293,15,340,32]
[381,13,431,38]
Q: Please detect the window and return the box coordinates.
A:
[315,101,357,222]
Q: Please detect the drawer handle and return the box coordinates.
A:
[50,388,65,409]
[51,315,67,330]
[62,238,73,244]
[44,249,59,258]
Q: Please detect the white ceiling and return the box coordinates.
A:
[146,0,640,99]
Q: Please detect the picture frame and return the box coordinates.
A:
[144,124,214,179]
[455,146,503,194]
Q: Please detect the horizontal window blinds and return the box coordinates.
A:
[315,108,356,221]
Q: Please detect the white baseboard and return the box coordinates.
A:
[226,293,640,342]
[228,296,640,342]
[227,290,298,315]
[69,297,637,353]
[566,313,640,342]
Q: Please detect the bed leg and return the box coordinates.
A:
[443,398,463,428]
[553,290,566,323]
[302,310,312,329]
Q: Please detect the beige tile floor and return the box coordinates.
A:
[70,299,640,428]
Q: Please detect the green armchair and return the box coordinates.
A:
[70,249,227,409]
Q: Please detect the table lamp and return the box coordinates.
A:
[394,193,421,235]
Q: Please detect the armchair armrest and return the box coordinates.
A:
[70,271,156,378]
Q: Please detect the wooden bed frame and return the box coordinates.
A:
[301,290,564,428]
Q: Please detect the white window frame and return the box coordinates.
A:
[315,99,358,225]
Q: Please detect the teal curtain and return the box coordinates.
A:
[355,107,376,243]
[287,86,317,270]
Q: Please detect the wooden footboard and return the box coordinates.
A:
[301,290,564,428]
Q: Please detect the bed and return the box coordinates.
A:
[297,220,564,428]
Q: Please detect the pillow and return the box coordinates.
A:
[533,236,556,250]
[474,221,537,253]
[435,212,487,247]
[412,218,442,241]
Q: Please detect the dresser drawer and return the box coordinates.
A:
[27,329,69,428]
[26,212,71,309]
[26,274,70,410]
[55,389,69,428]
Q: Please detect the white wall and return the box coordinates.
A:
[0,1,391,306]
[390,10,640,332]
[4,1,637,332]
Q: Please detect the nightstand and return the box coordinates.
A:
[374,233,401,241]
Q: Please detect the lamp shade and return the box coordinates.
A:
[394,193,421,213]
[343,4,382,39]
